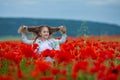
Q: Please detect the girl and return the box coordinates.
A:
[18,25,67,61]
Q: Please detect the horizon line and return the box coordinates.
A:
[0,16,119,26]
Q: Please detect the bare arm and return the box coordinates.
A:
[18,26,34,44]
[22,34,34,44]
[54,34,67,44]
[54,26,67,44]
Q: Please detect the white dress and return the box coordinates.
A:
[37,40,53,53]
[22,34,67,62]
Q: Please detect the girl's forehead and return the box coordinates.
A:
[42,27,49,29]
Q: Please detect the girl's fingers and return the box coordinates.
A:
[59,26,66,34]
[23,25,28,29]
[18,27,22,33]
[18,26,27,34]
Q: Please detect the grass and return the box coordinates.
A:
[0,36,21,41]
[0,35,120,42]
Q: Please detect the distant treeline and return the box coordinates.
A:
[0,17,120,37]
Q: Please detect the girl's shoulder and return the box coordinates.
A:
[35,39,41,44]
[49,38,60,43]
[48,38,55,42]
[48,38,59,44]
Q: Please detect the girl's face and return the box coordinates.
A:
[40,27,50,39]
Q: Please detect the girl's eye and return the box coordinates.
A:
[43,31,49,33]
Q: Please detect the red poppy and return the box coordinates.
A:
[32,43,39,51]
[20,43,38,59]
[60,69,67,76]
[31,68,40,78]
[51,68,60,75]
[34,60,51,73]
[55,50,73,64]
[72,61,89,73]
[41,49,53,57]
[39,76,54,80]
[90,61,106,73]
[58,77,67,80]
[72,72,78,80]
[0,75,11,80]
[4,51,22,64]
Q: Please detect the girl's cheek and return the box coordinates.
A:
[45,34,49,36]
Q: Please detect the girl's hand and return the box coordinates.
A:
[18,25,28,35]
[59,26,66,34]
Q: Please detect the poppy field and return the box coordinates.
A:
[0,36,120,80]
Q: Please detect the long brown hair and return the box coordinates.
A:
[27,25,60,43]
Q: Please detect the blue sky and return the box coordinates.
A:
[0,0,120,25]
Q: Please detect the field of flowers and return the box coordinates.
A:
[0,36,120,80]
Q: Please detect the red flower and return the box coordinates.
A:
[80,45,97,59]
[55,50,73,64]
[97,71,106,80]
[39,76,54,80]
[58,77,67,80]
[90,61,106,73]
[72,72,78,80]
[61,69,67,76]
[4,51,22,64]
[40,49,56,60]
[116,54,120,60]
[17,68,23,78]
[105,64,120,80]
[31,68,40,78]
[72,61,89,73]
[20,43,38,59]
[99,50,114,60]
[34,60,51,73]
[51,68,60,75]
[32,43,39,51]
[0,75,11,80]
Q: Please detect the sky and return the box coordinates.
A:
[0,0,120,25]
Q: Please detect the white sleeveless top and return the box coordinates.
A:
[22,34,67,53]
[22,34,67,62]
[37,40,52,53]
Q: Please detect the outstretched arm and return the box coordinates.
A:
[18,26,34,44]
[56,34,67,44]
[22,35,34,44]
[54,26,67,44]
